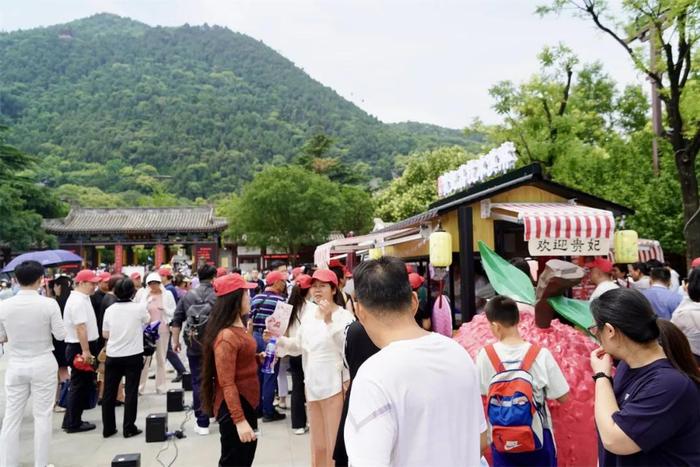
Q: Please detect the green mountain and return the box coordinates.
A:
[0,13,480,200]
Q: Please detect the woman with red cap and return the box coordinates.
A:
[285,274,312,435]
[274,269,355,467]
[201,273,259,467]
[409,272,431,331]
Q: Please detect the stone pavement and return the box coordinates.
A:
[0,355,311,467]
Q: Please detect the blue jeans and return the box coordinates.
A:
[253,331,278,417]
[187,354,209,428]
[491,428,557,467]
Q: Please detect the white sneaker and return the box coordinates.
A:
[293,427,308,435]
[194,425,210,436]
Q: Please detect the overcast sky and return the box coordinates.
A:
[0,0,646,129]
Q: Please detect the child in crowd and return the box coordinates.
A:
[476,296,569,467]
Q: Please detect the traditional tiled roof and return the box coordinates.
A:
[43,207,228,234]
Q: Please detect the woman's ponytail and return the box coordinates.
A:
[657,319,700,385]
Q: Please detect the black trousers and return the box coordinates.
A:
[102,353,144,435]
[217,398,258,467]
[62,340,101,429]
[288,356,307,429]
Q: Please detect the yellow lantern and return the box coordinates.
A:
[368,248,382,260]
[614,230,639,263]
[429,225,452,268]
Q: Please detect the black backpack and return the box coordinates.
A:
[184,288,216,347]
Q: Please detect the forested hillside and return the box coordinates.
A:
[0,13,480,200]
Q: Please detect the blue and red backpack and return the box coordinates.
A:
[484,343,545,454]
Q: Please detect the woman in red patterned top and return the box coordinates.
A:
[201,273,259,467]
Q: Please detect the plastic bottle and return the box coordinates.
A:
[261,338,277,374]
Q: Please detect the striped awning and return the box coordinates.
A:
[609,239,664,263]
[487,202,616,241]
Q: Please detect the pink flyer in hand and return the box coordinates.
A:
[265,301,294,337]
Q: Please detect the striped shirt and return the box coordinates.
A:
[250,291,285,331]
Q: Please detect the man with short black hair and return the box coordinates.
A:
[62,269,102,433]
[0,261,66,467]
[171,264,218,435]
[345,256,487,466]
[642,268,683,319]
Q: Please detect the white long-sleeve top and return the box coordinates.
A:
[671,298,700,356]
[276,302,354,401]
[139,286,176,323]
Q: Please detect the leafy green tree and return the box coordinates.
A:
[0,125,63,252]
[233,166,344,256]
[337,186,375,235]
[374,146,473,222]
[538,0,700,262]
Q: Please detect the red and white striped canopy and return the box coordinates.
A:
[609,239,664,264]
[490,203,616,241]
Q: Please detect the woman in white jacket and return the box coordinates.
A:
[273,269,354,467]
[138,273,176,394]
[671,268,700,364]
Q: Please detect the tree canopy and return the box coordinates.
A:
[538,0,700,262]
[0,126,64,251]
[221,165,373,255]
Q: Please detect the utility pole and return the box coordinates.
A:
[626,18,668,177]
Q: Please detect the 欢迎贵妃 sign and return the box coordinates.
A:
[437,142,517,197]
[528,237,610,257]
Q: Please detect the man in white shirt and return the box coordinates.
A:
[61,269,101,434]
[345,256,487,467]
[0,260,66,467]
[586,258,619,302]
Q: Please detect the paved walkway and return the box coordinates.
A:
[0,355,311,467]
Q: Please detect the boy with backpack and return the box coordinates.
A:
[475,296,569,467]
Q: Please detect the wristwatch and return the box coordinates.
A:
[592,372,613,383]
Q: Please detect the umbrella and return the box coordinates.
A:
[1,249,83,273]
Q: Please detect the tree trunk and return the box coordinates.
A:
[673,145,700,265]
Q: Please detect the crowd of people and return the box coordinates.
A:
[0,253,700,466]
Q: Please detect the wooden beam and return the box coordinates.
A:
[458,205,476,323]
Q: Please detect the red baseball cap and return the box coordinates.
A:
[213,273,257,297]
[585,258,613,274]
[292,266,304,278]
[157,267,173,277]
[98,272,111,283]
[692,257,700,269]
[265,270,287,286]
[328,259,344,269]
[216,267,228,278]
[75,270,100,283]
[130,272,142,280]
[408,272,425,290]
[312,269,338,287]
[296,274,312,290]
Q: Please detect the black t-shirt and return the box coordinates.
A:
[599,359,700,466]
[334,321,380,466]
